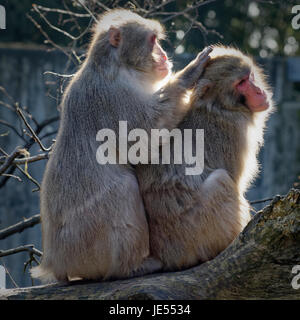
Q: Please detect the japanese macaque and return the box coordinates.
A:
[136,46,274,271]
[31,9,212,282]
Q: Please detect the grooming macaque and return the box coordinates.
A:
[31,9,212,282]
[136,46,273,271]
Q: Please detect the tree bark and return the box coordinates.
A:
[1,188,299,300]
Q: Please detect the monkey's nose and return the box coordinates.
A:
[160,54,167,63]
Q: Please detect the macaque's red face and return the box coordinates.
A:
[150,34,171,80]
[235,72,269,112]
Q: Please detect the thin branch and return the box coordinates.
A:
[0,91,58,188]
[74,0,98,22]
[162,0,219,22]
[16,107,52,152]
[1,173,22,182]
[0,153,49,165]
[0,245,42,258]
[0,148,41,191]
[0,147,22,175]
[35,5,91,18]
[0,215,41,240]
[16,165,41,191]
[185,12,223,39]
[26,13,77,65]
[44,71,74,78]
[250,197,274,205]
[95,1,110,12]
[32,4,92,41]
[144,0,176,17]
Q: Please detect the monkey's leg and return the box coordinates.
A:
[195,168,251,260]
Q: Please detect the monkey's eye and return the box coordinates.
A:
[237,74,249,87]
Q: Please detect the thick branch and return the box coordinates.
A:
[1,188,299,300]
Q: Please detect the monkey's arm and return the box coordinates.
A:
[119,47,212,135]
[153,47,212,130]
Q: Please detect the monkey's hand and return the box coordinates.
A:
[176,46,213,90]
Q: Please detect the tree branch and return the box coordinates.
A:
[0,154,49,165]
[0,245,42,259]
[0,214,41,240]
[1,188,299,300]
[0,147,23,175]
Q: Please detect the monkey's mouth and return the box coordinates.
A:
[157,66,169,71]
[156,65,170,79]
[157,60,171,71]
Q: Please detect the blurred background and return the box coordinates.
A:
[0,0,299,288]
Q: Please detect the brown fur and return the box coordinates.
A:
[136,46,274,270]
[31,9,211,282]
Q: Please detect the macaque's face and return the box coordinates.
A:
[234,71,269,112]
[150,34,171,80]
[198,49,272,114]
[108,25,171,81]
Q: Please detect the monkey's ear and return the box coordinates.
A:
[196,79,212,98]
[109,27,121,47]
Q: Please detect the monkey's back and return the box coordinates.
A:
[35,67,150,281]
[137,106,253,270]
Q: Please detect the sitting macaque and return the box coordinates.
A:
[31,9,211,282]
[136,46,274,271]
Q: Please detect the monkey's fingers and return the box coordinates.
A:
[193,48,212,77]
[195,46,213,63]
[192,47,213,74]
[178,46,213,89]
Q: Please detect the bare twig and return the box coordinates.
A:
[16,107,52,152]
[250,197,274,205]
[0,88,58,188]
[44,71,74,78]
[0,245,42,258]
[162,0,218,22]
[0,147,41,191]
[144,0,176,17]
[74,0,98,22]
[32,4,92,41]
[26,13,77,65]
[16,165,41,192]
[0,153,49,165]
[0,147,22,175]
[35,5,91,18]
[1,173,22,182]
[94,0,110,12]
[0,215,41,240]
